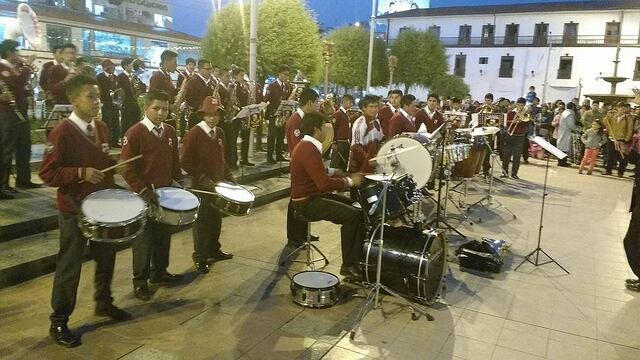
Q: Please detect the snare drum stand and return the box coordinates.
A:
[350,169,434,341]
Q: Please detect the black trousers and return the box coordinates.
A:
[605,140,628,175]
[625,196,640,279]
[291,193,364,266]
[121,102,141,136]
[240,127,251,162]
[329,142,350,171]
[50,212,116,326]
[522,136,529,162]
[502,135,525,176]
[132,219,171,287]
[226,119,242,166]
[267,117,284,160]
[0,112,16,189]
[287,199,309,242]
[102,103,120,146]
[192,194,223,263]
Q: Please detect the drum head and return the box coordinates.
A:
[82,189,146,224]
[156,187,200,210]
[292,271,339,289]
[377,137,432,188]
[215,182,255,202]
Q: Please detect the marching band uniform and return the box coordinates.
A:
[348,114,384,173]
[329,106,351,171]
[116,69,143,135]
[285,107,309,244]
[414,106,445,133]
[227,79,250,167]
[0,59,34,196]
[47,62,73,105]
[285,108,305,154]
[503,109,529,178]
[388,107,416,137]
[96,60,120,147]
[181,97,234,273]
[120,117,182,300]
[183,73,215,131]
[265,78,291,162]
[149,69,178,128]
[40,114,129,347]
[377,103,396,138]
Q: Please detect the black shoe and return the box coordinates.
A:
[133,285,153,301]
[95,303,132,321]
[0,191,14,200]
[511,174,520,180]
[4,187,18,194]
[49,324,80,348]
[276,156,289,162]
[208,250,233,263]
[240,161,255,167]
[195,261,210,274]
[150,271,183,284]
[340,265,361,279]
[500,173,509,178]
[16,182,42,189]
[266,158,277,164]
[625,278,640,285]
[626,282,640,292]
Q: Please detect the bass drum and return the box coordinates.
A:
[363,225,447,305]
[376,134,433,189]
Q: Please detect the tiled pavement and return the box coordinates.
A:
[1,159,640,359]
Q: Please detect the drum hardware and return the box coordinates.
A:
[290,271,340,308]
[349,166,435,341]
[515,136,569,274]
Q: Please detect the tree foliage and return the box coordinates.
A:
[327,26,388,89]
[431,73,470,100]
[200,4,250,69]
[257,0,323,83]
[390,29,448,92]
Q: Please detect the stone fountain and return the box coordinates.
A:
[584,47,636,103]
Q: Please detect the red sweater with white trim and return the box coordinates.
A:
[181,126,230,182]
[290,140,348,199]
[285,111,303,154]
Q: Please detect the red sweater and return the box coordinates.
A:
[39,60,54,92]
[291,139,348,199]
[285,111,303,154]
[0,62,31,114]
[149,70,177,103]
[181,125,230,182]
[39,119,115,213]
[414,109,445,133]
[184,76,214,110]
[388,110,416,137]
[47,64,70,105]
[378,105,395,137]
[331,109,350,141]
[505,110,529,135]
[120,122,182,194]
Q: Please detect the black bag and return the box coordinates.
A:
[455,238,509,273]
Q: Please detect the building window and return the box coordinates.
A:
[427,25,440,39]
[46,24,72,51]
[479,57,488,64]
[481,24,494,46]
[505,23,519,46]
[634,58,640,81]
[557,56,573,79]
[82,29,132,57]
[499,55,514,78]
[399,26,411,34]
[454,54,466,77]
[458,25,471,46]
[605,21,621,45]
[533,23,548,45]
[563,22,578,45]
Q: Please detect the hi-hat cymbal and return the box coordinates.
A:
[368,145,420,162]
[472,126,500,136]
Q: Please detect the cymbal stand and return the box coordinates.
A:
[466,146,517,220]
[350,165,433,341]
[442,165,473,225]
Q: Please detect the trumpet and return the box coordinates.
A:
[507,110,531,136]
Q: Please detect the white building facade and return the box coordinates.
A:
[379,1,640,103]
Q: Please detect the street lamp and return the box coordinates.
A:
[388,55,398,91]
[322,39,335,96]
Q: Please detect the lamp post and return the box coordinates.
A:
[322,40,335,96]
[388,55,398,91]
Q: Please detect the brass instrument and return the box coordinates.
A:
[479,103,493,113]
[507,110,531,136]
[110,88,124,109]
[0,78,27,123]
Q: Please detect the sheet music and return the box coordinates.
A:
[531,136,567,159]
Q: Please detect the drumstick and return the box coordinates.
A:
[190,188,219,196]
[79,155,143,183]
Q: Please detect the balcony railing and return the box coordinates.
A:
[388,35,640,47]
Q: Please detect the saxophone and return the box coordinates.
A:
[0,78,27,123]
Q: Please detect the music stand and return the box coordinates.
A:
[514,136,569,274]
[42,104,74,132]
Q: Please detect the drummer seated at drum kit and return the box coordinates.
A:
[290,112,365,279]
[182,96,235,274]
[40,75,132,348]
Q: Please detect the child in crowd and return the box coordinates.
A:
[579,120,607,175]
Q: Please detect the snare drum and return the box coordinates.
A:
[153,187,200,226]
[376,134,433,189]
[290,271,341,308]
[79,189,147,243]
[213,182,255,216]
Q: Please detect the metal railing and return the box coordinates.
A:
[388,34,640,47]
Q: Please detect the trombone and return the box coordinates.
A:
[507,110,531,136]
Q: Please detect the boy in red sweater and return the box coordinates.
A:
[182,96,235,274]
[290,112,364,278]
[40,75,131,348]
[120,90,183,301]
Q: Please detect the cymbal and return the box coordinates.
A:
[472,126,500,136]
[368,145,420,162]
